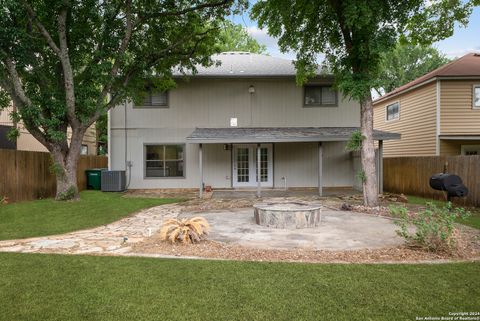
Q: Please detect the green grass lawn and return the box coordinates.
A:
[0,253,478,321]
[407,195,480,229]
[0,191,182,240]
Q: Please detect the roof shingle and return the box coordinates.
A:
[186,127,400,143]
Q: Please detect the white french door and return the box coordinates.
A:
[232,144,273,188]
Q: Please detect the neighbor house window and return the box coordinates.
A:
[304,85,338,107]
[386,102,400,121]
[145,144,184,178]
[473,85,480,109]
[80,145,88,155]
[136,89,168,108]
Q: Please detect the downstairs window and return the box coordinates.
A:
[145,144,184,178]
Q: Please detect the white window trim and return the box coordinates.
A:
[385,101,400,122]
[473,84,480,109]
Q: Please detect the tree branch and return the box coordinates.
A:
[329,0,353,53]
[57,6,79,129]
[1,56,33,107]
[139,0,230,22]
[22,1,61,56]
[93,0,133,120]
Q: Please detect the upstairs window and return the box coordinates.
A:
[304,85,338,107]
[386,102,400,121]
[136,89,169,108]
[80,145,88,155]
[473,85,480,109]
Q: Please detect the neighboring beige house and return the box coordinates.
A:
[0,106,97,155]
[109,52,399,195]
[373,53,480,157]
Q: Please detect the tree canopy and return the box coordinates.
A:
[217,20,267,54]
[252,0,474,101]
[251,0,475,206]
[0,0,242,199]
[376,43,450,95]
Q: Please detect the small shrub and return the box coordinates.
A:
[160,217,209,244]
[355,170,367,183]
[391,202,470,252]
[0,196,9,205]
[345,130,364,152]
[56,186,77,201]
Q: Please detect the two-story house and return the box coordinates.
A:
[373,52,480,157]
[109,52,399,196]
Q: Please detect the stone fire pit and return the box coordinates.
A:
[253,202,322,229]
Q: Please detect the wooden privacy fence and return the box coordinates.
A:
[383,155,480,207]
[0,149,107,202]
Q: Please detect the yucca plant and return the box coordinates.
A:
[159,217,209,244]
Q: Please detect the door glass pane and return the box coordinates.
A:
[236,148,249,182]
[260,148,268,182]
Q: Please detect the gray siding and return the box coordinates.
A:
[110,77,360,189]
[274,142,354,188]
[111,78,360,129]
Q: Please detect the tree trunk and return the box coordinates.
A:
[51,128,85,201]
[360,94,379,207]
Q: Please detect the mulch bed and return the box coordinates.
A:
[125,192,480,263]
[131,225,480,264]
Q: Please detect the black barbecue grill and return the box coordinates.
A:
[429,173,469,201]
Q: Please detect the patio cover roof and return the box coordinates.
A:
[186,127,400,144]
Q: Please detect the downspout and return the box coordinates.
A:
[107,108,111,170]
[124,101,132,188]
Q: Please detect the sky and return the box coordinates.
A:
[229,4,480,61]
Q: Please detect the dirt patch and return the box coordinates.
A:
[132,224,480,264]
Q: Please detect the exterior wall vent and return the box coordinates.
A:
[101,170,126,192]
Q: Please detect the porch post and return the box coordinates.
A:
[378,140,383,194]
[199,143,203,198]
[318,142,323,196]
[256,143,261,198]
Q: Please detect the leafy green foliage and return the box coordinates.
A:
[356,170,367,184]
[6,127,19,141]
[56,186,78,201]
[96,112,108,155]
[251,0,475,207]
[217,20,267,53]
[376,43,450,94]
[49,162,65,177]
[391,202,470,252]
[251,0,474,101]
[0,0,243,197]
[345,130,364,152]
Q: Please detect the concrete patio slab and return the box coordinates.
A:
[179,208,403,250]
